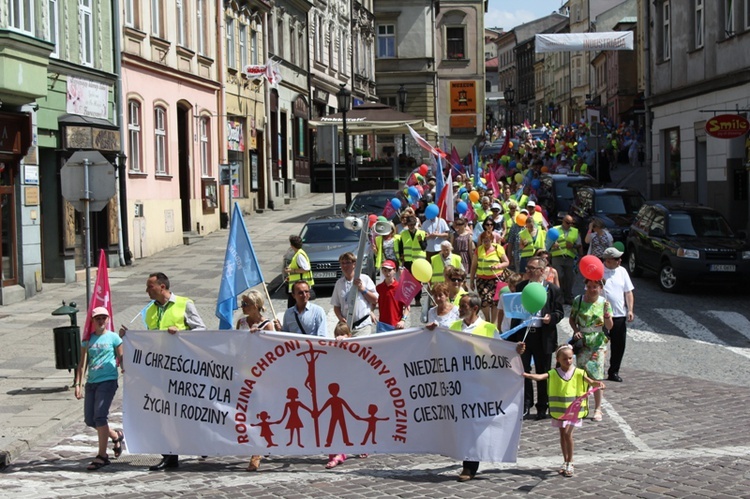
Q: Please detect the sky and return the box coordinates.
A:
[486,0,567,31]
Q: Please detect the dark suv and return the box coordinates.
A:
[569,187,645,250]
[537,173,600,224]
[626,201,750,292]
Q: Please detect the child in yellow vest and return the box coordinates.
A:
[523,344,605,477]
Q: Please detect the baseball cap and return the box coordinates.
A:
[381,260,397,270]
[602,247,624,259]
[526,200,536,209]
[91,307,109,318]
[491,202,502,211]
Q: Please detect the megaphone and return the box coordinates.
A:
[372,221,393,236]
[344,216,363,231]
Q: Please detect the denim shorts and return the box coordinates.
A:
[84,379,118,428]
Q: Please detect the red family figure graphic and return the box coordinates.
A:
[276,387,314,447]
[319,383,361,447]
[251,411,279,448]
[297,341,328,447]
[355,404,390,445]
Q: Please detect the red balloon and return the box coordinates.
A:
[368,214,378,227]
[579,255,604,281]
[418,164,429,175]
[535,205,542,213]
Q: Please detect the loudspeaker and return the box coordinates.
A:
[344,216,363,231]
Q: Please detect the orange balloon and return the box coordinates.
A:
[509,141,514,148]
[541,166,549,173]
[516,213,527,226]
[469,191,480,203]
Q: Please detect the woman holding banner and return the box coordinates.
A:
[470,231,509,324]
[425,282,460,329]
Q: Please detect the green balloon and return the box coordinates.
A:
[377,216,388,222]
[521,282,547,314]
[499,286,511,294]
[613,241,625,252]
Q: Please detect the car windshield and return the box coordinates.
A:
[347,194,392,214]
[667,212,734,237]
[595,193,644,215]
[300,222,360,244]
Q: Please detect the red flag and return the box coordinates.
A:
[450,146,462,170]
[438,170,454,222]
[394,269,422,306]
[407,124,447,159]
[497,132,511,158]
[82,249,114,342]
[486,165,501,201]
[382,199,396,219]
[560,387,600,421]
[465,201,476,222]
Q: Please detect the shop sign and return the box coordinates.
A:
[67,76,110,119]
[450,81,477,114]
[705,114,749,139]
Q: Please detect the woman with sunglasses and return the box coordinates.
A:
[470,231,509,324]
[445,266,468,306]
[450,218,475,273]
[236,289,277,471]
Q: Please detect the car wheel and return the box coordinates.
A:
[626,247,642,277]
[658,261,681,292]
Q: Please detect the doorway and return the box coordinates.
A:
[0,162,17,286]
[177,105,192,232]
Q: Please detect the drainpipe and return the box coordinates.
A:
[264,11,274,210]
[217,4,228,222]
[644,0,653,200]
[112,0,130,266]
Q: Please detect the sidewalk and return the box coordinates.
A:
[0,192,338,467]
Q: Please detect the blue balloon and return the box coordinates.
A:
[425,204,439,220]
[531,179,541,190]
[391,198,402,210]
[457,201,468,215]
[408,186,419,199]
[547,227,560,241]
[509,160,517,169]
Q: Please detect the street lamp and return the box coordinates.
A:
[397,84,408,158]
[504,85,515,139]
[337,84,352,206]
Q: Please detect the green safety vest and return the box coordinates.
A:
[476,243,505,278]
[548,367,589,420]
[145,295,190,331]
[519,228,546,258]
[449,318,497,338]
[451,288,467,307]
[550,225,579,258]
[430,253,463,283]
[288,248,314,292]
[400,229,426,262]
[375,234,400,269]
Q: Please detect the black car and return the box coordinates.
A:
[569,187,645,250]
[537,173,600,224]
[626,201,750,292]
[345,189,401,215]
[293,216,374,288]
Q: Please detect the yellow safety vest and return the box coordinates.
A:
[519,228,546,258]
[430,253,463,283]
[451,288,467,307]
[145,295,190,331]
[449,318,497,338]
[400,229,426,262]
[548,367,589,420]
[288,248,314,292]
[375,234,400,269]
[550,225,579,258]
[476,243,505,278]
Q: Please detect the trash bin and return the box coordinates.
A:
[51,301,80,371]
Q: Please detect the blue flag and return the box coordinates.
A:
[473,145,481,188]
[215,203,265,329]
[435,155,444,202]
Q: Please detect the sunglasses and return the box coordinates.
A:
[526,266,543,271]
[241,301,252,307]
[450,277,465,283]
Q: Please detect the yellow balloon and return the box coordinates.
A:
[469,190,480,203]
[516,213,527,226]
[514,173,523,183]
[411,258,433,283]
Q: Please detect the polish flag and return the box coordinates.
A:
[438,170,454,222]
[407,124,447,159]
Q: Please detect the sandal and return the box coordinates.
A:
[325,454,346,469]
[111,430,124,458]
[358,454,368,459]
[564,463,574,477]
[558,462,568,475]
[247,455,262,471]
[592,409,603,422]
[87,454,111,471]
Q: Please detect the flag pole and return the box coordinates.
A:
[262,282,278,322]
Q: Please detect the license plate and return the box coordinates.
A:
[313,271,337,279]
[710,264,735,272]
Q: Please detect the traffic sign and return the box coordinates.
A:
[61,151,115,212]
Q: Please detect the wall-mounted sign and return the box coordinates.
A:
[450,81,477,114]
[227,120,245,151]
[67,76,110,119]
[450,115,477,134]
[705,114,749,139]
[24,186,39,206]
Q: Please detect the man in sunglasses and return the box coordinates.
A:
[276,280,327,337]
[549,215,582,305]
[601,246,634,382]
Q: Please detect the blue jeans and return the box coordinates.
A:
[376,322,396,333]
[84,379,118,428]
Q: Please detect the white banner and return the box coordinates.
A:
[535,32,634,53]
[123,329,524,462]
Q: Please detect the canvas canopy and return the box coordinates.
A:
[535,32,634,53]
[309,102,438,135]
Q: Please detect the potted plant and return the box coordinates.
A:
[354,147,364,164]
[361,150,371,162]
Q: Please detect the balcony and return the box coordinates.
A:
[0,30,54,105]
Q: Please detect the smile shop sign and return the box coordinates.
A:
[122,329,524,461]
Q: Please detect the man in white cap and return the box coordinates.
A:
[526,200,548,229]
[601,246,634,382]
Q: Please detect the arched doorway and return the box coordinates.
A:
[177,102,192,232]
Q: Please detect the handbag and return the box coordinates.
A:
[568,296,585,355]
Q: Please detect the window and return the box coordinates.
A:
[239,24,247,69]
[338,30,345,73]
[80,0,94,66]
[290,26,296,64]
[663,1,671,60]
[377,24,395,58]
[49,0,59,57]
[128,101,142,173]
[10,0,34,34]
[665,128,681,197]
[277,19,284,59]
[226,17,236,68]
[268,15,275,54]
[315,16,323,62]
[200,117,211,176]
[197,0,207,55]
[695,0,704,48]
[299,32,305,70]
[176,0,187,47]
[746,0,750,29]
[251,30,258,65]
[446,27,465,59]
[725,0,735,36]
[154,107,167,175]
[151,0,164,37]
[124,0,138,28]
